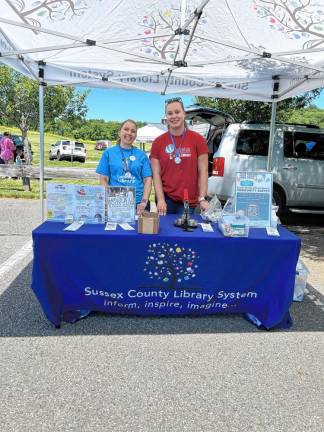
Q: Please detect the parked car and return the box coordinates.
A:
[95,140,112,150]
[207,121,324,213]
[49,140,86,162]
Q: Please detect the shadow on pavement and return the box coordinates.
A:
[0,262,323,338]
[282,212,324,262]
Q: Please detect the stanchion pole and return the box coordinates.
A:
[39,83,45,222]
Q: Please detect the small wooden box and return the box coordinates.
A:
[138,211,160,234]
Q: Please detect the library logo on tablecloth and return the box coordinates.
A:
[142,242,201,290]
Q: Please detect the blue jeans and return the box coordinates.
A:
[164,194,195,215]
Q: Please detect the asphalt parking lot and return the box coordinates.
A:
[0,199,323,432]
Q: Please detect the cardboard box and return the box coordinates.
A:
[138,211,159,234]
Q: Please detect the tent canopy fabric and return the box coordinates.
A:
[136,124,167,142]
[1,0,324,102]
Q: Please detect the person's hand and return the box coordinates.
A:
[199,199,209,212]
[157,199,167,216]
[137,198,149,215]
[136,202,147,215]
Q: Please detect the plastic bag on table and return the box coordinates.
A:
[222,197,235,215]
[293,259,309,302]
[218,197,250,237]
[200,194,223,223]
[271,205,282,228]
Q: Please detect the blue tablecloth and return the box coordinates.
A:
[32,216,300,329]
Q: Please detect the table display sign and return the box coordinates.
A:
[234,172,272,228]
[46,183,105,224]
[107,186,136,223]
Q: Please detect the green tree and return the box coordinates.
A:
[195,90,322,123]
[72,119,146,141]
[285,107,324,128]
[0,65,89,161]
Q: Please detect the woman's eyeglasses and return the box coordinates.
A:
[165,97,184,109]
[165,97,183,105]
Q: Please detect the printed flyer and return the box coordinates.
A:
[107,186,136,223]
[234,172,273,227]
[46,183,105,223]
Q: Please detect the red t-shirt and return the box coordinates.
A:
[150,129,208,206]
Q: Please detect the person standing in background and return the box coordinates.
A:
[150,98,209,215]
[0,132,15,164]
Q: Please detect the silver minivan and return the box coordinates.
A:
[208,122,324,213]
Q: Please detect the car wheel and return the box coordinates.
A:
[49,152,53,160]
[273,187,286,214]
[57,151,61,161]
[80,158,86,163]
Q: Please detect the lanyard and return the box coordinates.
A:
[168,129,186,163]
[118,145,134,173]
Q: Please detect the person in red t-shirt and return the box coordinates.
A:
[150,98,209,215]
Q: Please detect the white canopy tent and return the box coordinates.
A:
[136,124,166,143]
[1,0,324,219]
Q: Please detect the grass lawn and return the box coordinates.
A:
[0,125,152,199]
[0,178,99,199]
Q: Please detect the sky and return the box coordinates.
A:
[84,87,324,124]
[84,88,196,123]
[314,92,324,109]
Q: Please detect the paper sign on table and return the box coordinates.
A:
[119,223,135,230]
[266,227,280,236]
[64,221,84,231]
[200,223,214,232]
[105,222,117,231]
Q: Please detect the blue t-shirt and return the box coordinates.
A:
[96,145,152,203]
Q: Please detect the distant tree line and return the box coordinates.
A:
[195,90,323,126]
[45,118,146,141]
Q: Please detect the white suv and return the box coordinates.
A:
[208,122,324,213]
[49,140,87,163]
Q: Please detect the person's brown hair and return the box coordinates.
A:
[165,97,185,112]
[119,119,137,131]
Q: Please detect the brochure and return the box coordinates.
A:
[107,186,136,224]
[234,172,272,228]
[46,183,105,224]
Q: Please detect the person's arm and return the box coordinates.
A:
[151,157,167,215]
[96,150,110,186]
[197,153,209,211]
[99,174,109,186]
[136,176,152,214]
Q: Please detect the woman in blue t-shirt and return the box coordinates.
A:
[96,119,152,214]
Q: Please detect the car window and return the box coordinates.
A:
[75,142,84,147]
[236,130,269,156]
[62,141,70,145]
[284,131,324,160]
[294,132,324,160]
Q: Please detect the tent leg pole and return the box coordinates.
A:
[39,84,45,222]
[267,101,277,172]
